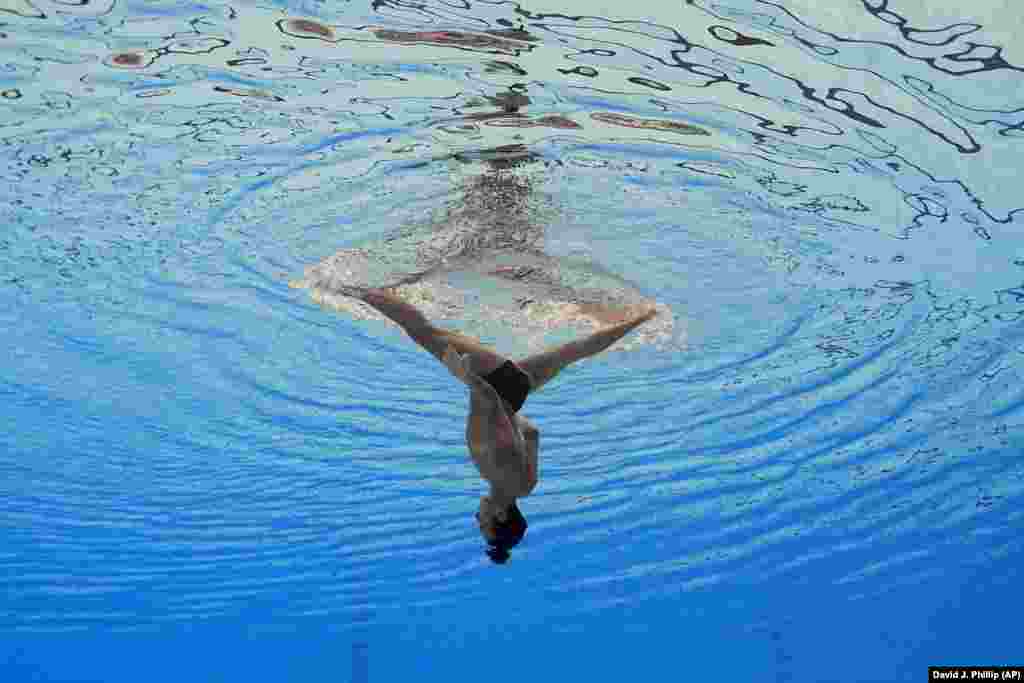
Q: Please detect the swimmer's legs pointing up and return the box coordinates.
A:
[357,287,510,377]
[514,304,657,393]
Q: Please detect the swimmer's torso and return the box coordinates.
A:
[466,409,538,497]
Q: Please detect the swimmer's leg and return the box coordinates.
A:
[358,288,509,377]
[515,306,657,393]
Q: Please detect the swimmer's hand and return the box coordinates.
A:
[443,345,471,382]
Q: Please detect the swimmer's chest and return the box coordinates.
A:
[466,429,535,495]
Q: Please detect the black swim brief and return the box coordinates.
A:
[481,360,532,413]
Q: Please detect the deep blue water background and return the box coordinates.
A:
[2,1,1023,681]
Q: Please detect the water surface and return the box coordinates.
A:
[2,1,1022,680]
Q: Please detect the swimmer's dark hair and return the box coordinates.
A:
[486,501,527,565]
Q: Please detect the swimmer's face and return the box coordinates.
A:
[475,496,506,543]
[475,497,527,564]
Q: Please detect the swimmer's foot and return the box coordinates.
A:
[578,302,658,328]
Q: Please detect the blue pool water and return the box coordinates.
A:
[2,1,1022,680]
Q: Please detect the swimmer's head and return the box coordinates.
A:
[476,496,527,564]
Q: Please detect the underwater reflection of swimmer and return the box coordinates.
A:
[333,285,657,564]
[291,131,676,352]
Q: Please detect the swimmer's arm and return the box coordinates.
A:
[521,426,538,495]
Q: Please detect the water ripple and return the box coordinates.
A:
[1,5,1022,673]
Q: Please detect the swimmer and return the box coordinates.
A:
[341,285,658,564]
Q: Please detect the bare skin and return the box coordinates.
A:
[346,285,658,542]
